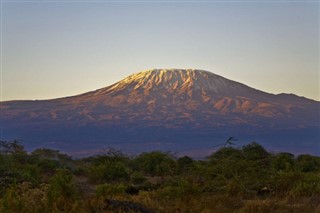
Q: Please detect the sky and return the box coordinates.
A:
[1,0,319,101]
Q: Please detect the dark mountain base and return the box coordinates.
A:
[2,125,319,158]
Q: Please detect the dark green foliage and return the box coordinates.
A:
[86,151,130,183]
[208,146,242,162]
[242,142,270,160]
[47,169,79,211]
[37,159,61,175]
[296,154,320,172]
[0,140,25,155]
[1,140,320,212]
[290,173,320,197]
[131,172,147,184]
[133,151,176,176]
[206,143,272,196]
[0,141,40,195]
[88,161,130,183]
[272,152,295,171]
[95,183,127,197]
[177,156,193,173]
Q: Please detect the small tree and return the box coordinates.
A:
[242,142,269,161]
[272,152,295,172]
[296,154,320,172]
[47,169,79,211]
[133,151,176,177]
[0,140,25,155]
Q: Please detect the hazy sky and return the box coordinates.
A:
[1,0,319,101]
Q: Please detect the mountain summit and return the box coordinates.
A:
[92,69,253,97]
[72,69,317,127]
[1,69,319,157]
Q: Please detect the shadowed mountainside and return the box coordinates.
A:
[1,69,319,156]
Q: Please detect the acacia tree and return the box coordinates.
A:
[0,140,25,155]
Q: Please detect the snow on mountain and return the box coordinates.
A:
[1,69,319,156]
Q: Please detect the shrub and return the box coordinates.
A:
[95,183,127,198]
[133,151,176,176]
[88,161,130,183]
[1,182,49,213]
[47,169,79,211]
[272,152,295,172]
[242,142,269,161]
[177,156,194,173]
[131,172,147,185]
[290,173,320,197]
[296,154,320,173]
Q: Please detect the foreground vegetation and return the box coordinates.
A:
[0,140,320,213]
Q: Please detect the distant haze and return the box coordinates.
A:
[1,1,319,101]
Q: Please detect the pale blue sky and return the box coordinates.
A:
[1,1,319,101]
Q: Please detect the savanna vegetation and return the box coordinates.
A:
[0,140,320,213]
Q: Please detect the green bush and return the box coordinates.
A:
[133,151,176,176]
[177,156,194,173]
[95,183,127,198]
[290,173,320,197]
[1,140,320,212]
[131,172,147,185]
[88,161,130,183]
[242,142,270,161]
[47,169,79,211]
[296,154,320,173]
[272,152,295,172]
[163,177,200,198]
[1,182,49,213]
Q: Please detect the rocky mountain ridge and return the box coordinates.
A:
[1,69,319,156]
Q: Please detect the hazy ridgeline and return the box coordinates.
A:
[0,140,320,213]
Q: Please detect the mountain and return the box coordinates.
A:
[1,69,319,157]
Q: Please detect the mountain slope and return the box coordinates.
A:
[1,69,319,156]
